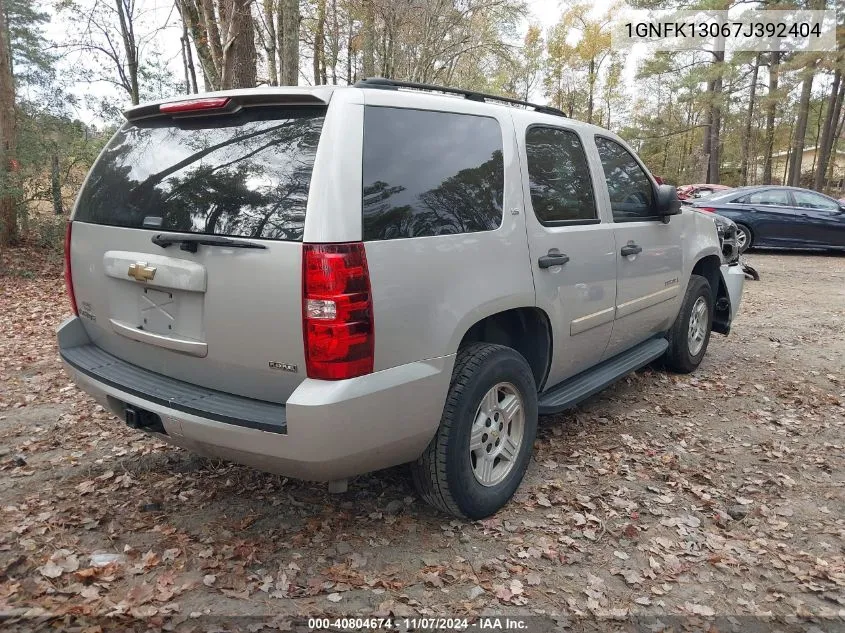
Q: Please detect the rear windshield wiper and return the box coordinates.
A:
[151,234,267,253]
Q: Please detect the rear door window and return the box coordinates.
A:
[525,126,597,224]
[744,189,790,206]
[74,107,325,241]
[362,106,504,240]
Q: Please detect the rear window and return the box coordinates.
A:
[362,106,504,240]
[74,107,325,242]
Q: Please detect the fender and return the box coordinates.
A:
[683,210,724,283]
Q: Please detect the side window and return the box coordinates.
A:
[525,126,597,224]
[792,190,839,211]
[747,190,790,206]
[595,137,655,221]
[362,107,504,240]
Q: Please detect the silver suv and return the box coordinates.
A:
[58,79,745,519]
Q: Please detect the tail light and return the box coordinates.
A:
[302,243,374,380]
[698,207,716,213]
[64,222,78,315]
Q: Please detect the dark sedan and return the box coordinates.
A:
[692,186,845,253]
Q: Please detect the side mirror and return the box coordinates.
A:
[655,184,682,221]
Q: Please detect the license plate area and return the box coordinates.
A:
[140,287,176,335]
[131,285,204,342]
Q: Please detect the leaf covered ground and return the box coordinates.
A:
[1,248,844,632]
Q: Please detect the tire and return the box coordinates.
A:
[736,223,753,254]
[663,274,713,374]
[411,343,538,519]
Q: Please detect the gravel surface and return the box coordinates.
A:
[1,249,843,632]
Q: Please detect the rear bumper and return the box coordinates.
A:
[58,317,452,481]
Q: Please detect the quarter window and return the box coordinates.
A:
[362,107,504,240]
[525,126,597,224]
[595,137,655,221]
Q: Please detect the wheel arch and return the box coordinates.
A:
[690,254,732,335]
[456,307,552,391]
[690,254,721,297]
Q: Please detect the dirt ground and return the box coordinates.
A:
[1,248,843,632]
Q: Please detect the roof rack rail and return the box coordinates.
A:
[354,77,566,118]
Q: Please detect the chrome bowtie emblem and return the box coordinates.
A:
[128,262,157,282]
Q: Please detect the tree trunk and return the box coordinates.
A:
[180,23,191,94]
[827,96,845,183]
[345,11,352,84]
[810,87,825,176]
[114,0,139,104]
[707,48,724,184]
[263,0,278,85]
[703,79,713,180]
[329,0,338,84]
[740,54,761,186]
[783,113,796,184]
[51,153,62,215]
[362,1,375,78]
[277,0,299,85]
[587,57,595,124]
[762,51,780,185]
[178,0,219,90]
[313,0,325,85]
[185,30,198,92]
[814,69,842,190]
[201,0,225,77]
[787,64,815,187]
[0,0,18,247]
[221,0,256,89]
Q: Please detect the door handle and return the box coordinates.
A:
[620,244,642,256]
[538,249,570,269]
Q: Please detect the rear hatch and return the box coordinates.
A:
[68,97,328,403]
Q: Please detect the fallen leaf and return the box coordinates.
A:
[689,603,715,617]
[421,571,443,588]
[38,561,64,579]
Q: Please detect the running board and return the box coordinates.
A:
[538,338,669,415]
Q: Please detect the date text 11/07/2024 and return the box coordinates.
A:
[307,617,528,630]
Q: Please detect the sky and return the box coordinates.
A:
[45,0,620,125]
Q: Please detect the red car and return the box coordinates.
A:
[677,183,732,201]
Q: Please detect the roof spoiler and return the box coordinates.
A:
[124,91,329,122]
